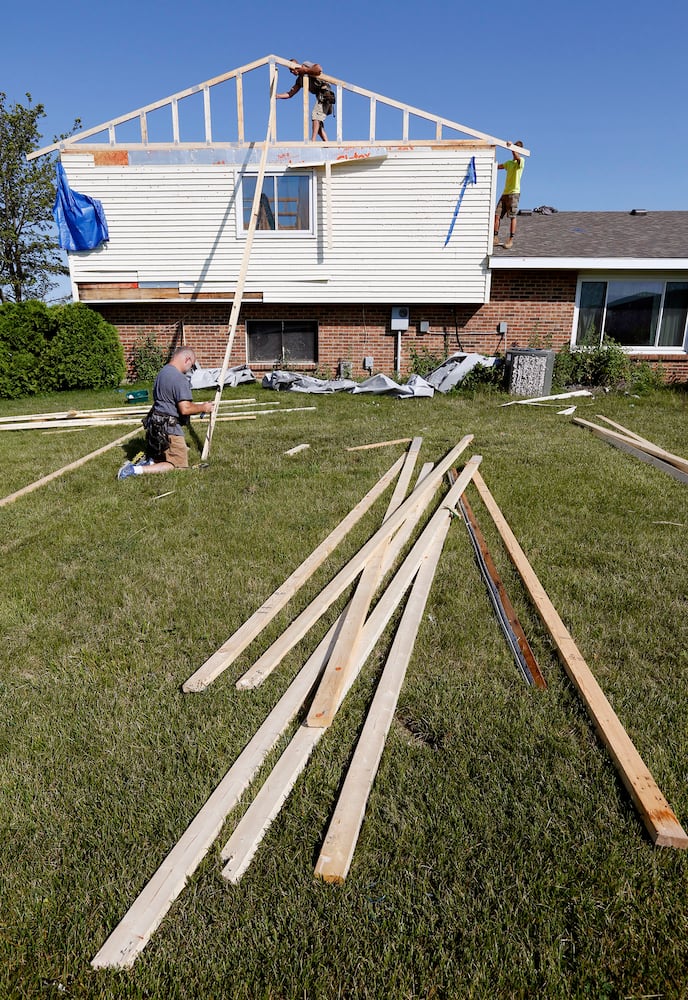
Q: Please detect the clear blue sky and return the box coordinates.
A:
[4,0,686,298]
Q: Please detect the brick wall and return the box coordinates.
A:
[93,270,687,382]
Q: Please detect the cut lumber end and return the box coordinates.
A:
[181,678,207,693]
[284,443,310,456]
[315,870,345,884]
[649,812,688,850]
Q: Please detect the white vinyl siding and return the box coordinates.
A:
[63,148,494,303]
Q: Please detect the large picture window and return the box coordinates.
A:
[242,174,311,232]
[246,320,318,364]
[574,279,688,350]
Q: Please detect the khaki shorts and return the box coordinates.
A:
[497,193,520,219]
[312,101,327,123]
[163,433,189,469]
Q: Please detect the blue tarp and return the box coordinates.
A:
[53,162,109,251]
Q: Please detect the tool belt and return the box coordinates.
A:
[142,408,180,456]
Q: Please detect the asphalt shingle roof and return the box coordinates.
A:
[492,210,688,259]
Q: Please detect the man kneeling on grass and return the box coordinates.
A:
[117,346,213,480]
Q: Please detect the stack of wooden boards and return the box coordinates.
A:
[574,415,688,484]
[91,435,687,970]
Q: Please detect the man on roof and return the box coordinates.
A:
[494,141,524,250]
[277,61,335,142]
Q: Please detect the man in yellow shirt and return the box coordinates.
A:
[494,141,524,249]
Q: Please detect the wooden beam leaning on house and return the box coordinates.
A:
[221,456,482,882]
[201,66,277,463]
[236,436,475,690]
[182,453,407,692]
[573,417,688,477]
[306,437,423,727]
[313,514,451,883]
[471,470,688,849]
[0,428,140,509]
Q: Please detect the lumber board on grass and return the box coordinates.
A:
[601,435,688,485]
[0,399,258,425]
[0,429,139,509]
[221,457,481,880]
[236,437,474,689]
[458,490,545,689]
[347,438,413,451]
[90,609,349,970]
[574,418,688,475]
[472,470,688,849]
[182,454,406,692]
[594,415,652,444]
[314,519,449,883]
[306,437,423,727]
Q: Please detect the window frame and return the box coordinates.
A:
[245,318,319,365]
[572,273,688,353]
[237,171,315,238]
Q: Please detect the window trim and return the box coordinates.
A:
[237,171,315,238]
[572,272,688,353]
[245,318,319,365]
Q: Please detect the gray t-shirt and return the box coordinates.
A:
[152,363,193,435]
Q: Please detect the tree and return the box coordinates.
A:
[0,93,69,303]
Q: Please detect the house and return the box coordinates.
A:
[31,56,688,381]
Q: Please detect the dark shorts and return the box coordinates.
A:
[497,193,520,219]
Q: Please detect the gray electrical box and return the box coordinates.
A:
[391,306,410,331]
[506,348,555,397]
[363,356,374,372]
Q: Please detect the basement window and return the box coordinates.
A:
[246,320,318,364]
[574,278,688,350]
[242,174,312,233]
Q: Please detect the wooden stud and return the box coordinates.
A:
[347,438,413,452]
[306,438,423,727]
[236,438,474,690]
[574,418,688,475]
[471,470,688,849]
[590,433,688,485]
[458,490,546,689]
[314,520,449,883]
[182,454,406,692]
[0,429,139,509]
[201,66,278,462]
[236,74,244,144]
[594,415,652,444]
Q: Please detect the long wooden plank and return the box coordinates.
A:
[471,470,688,849]
[182,454,406,692]
[221,457,481,881]
[601,435,688,485]
[594,415,652,444]
[347,438,413,452]
[0,428,139,509]
[201,66,277,462]
[501,390,592,407]
[314,519,449,883]
[236,438,474,690]
[306,439,422,726]
[573,418,688,475]
[459,492,546,689]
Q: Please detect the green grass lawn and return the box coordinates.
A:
[1,383,687,999]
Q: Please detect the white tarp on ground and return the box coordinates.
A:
[424,353,498,392]
[261,370,434,398]
[190,364,256,389]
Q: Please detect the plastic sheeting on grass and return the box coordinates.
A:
[261,370,434,398]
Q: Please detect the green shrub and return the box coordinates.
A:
[409,346,448,378]
[0,301,59,398]
[459,358,506,392]
[553,340,631,389]
[131,331,166,383]
[41,303,125,391]
[627,360,666,394]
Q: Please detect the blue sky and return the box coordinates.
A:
[4,0,686,297]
